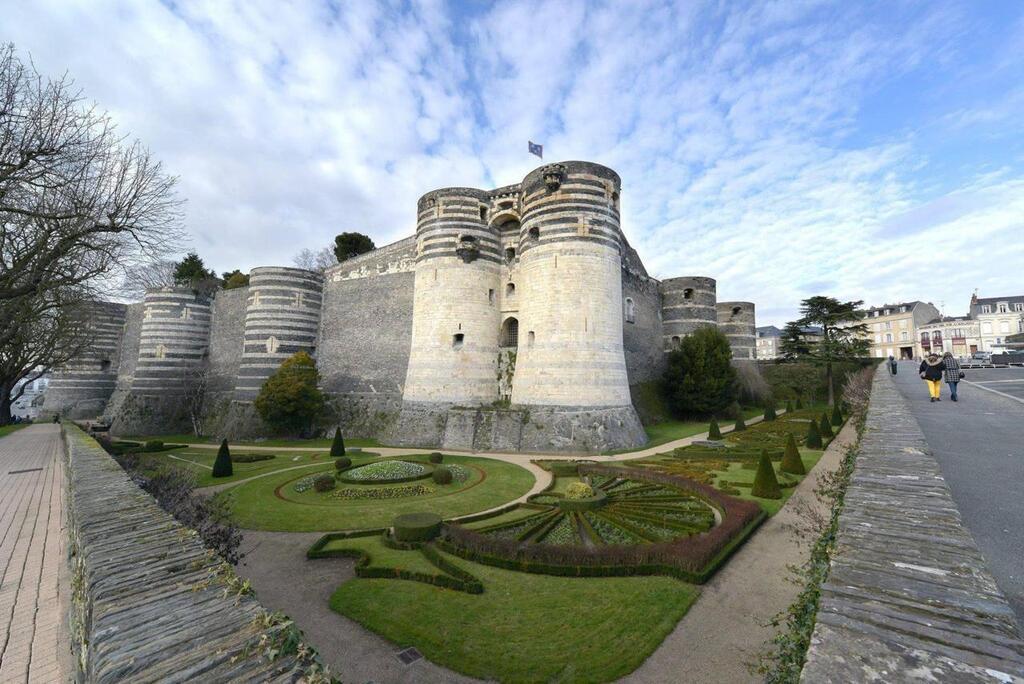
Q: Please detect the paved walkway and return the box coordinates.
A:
[0,424,70,683]
[891,362,1024,626]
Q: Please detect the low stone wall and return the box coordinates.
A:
[802,370,1024,681]
[62,425,320,682]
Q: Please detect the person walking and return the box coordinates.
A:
[942,351,964,402]
[919,352,945,402]
[888,355,898,375]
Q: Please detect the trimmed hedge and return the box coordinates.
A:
[750,451,781,499]
[818,413,834,439]
[232,453,275,463]
[313,474,336,492]
[330,428,345,457]
[779,433,806,475]
[831,403,843,427]
[734,416,747,432]
[763,404,777,422]
[557,489,608,512]
[144,439,164,451]
[211,439,232,478]
[306,529,387,558]
[708,419,722,440]
[805,420,823,449]
[393,512,443,542]
[334,456,352,470]
[429,452,444,464]
[432,466,453,484]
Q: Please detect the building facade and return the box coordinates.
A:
[756,325,780,360]
[916,316,981,358]
[862,301,941,360]
[41,161,757,452]
[970,294,1024,352]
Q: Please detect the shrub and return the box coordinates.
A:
[565,482,595,500]
[334,456,352,470]
[662,326,738,417]
[313,474,335,492]
[330,427,346,457]
[708,419,722,440]
[831,403,843,427]
[785,400,794,413]
[232,453,275,463]
[254,351,325,436]
[432,466,453,484]
[796,397,804,409]
[429,452,443,464]
[805,420,822,449]
[751,451,782,499]
[763,404,777,422]
[734,416,747,432]
[819,413,834,439]
[144,439,164,452]
[393,512,443,542]
[779,433,805,475]
[211,439,233,478]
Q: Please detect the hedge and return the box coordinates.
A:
[393,512,443,542]
[232,453,275,463]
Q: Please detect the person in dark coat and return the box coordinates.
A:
[919,352,945,402]
[888,355,898,375]
[942,351,964,402]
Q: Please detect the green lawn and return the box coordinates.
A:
[219,454,535,532]
[606,406,767,455]
[156,448,341,488]
[330,546,698,683]
[710,449,824,516]
[0,424,29,439]
[321,536,444,575]
[120,433,381,448]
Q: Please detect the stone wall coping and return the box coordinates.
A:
[801,367,1024,682]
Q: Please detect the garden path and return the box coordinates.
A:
[620,419,857,684]
[0,424,71,684]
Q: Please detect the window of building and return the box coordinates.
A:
[505,247,516,261]
[500,317,519,347]
[528,226,540,240]
[983,322,993,334]
[488,289,495,305]
[479,205,488,221]
[998,303,1008,313]
[731,306,741,316]
[683,288,694,299]
[885,321,891,330]
[528,331,535,347]
[266,336,279,353]
[671,335,680,346]
[901,331,908,341]
[1015,303,1023,312]
[154,344,167,359]
[1000,321,1010,333]
[452,333,464,349]
[885,333,892,342]
[982,305,991,313]
[100,359,111,372]
[506,282,516,298]
[624,298,636,323]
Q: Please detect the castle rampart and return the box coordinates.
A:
[717,301,757,360]
[661,276,718,348]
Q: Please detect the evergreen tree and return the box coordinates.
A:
[173,252,218,286]
[785,399,794,413]
[805,419,822,448]
[734,415,747,432]
[708,418,722,440]
[796,397,804,410]
[780,433,805,475]
[330,427,346,457]
[333,232,376,262]
[763,403,777,421]
[254,351,325,435]
[212,439,233,478]
[221,269,249,289]
[819,413,834,438]
[751,450,781,499]
[831,403,843,426]
[786,296,870,406]
[662,327,737,416]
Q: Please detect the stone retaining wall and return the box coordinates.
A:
[801,369,1024,681]
[62,425,319,682]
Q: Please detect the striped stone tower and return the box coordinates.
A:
[233,267,323,401]
[717,301,757,360]
[41,301,127,418]
[511,161,633,408]
[131,288,213,395]
[660,276,718,349]
[401,187,501,405]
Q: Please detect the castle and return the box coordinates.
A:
[42,161,756,452]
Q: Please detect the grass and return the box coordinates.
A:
[219,454,535,532]
[710,449,824,516]
[605,406,766,455]
[154,448,337,488]
[0,424,29,439]
[321,536,443,576]
[120,433,381,448]
[329,546,698,683]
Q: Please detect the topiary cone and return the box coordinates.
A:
[780,433,805,475]
[831,403,843,427]
[786,399,794,413]
[805,420,822,449]
[796,397,804,410]
[751,450,782,499]
[330,427,346,457]
[708,418,722,440]
[212,438,233,478]
[764,404,777,421]
[819,413,834,439]
[734,415,747,432]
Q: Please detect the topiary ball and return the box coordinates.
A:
[432,466,453,484]
[144,439,164,452]
[334,456,352,470]
[565,481,595,500]
[313,474,336,492]
[429,452,443,464]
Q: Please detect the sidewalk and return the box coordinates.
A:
[0,424,70,683]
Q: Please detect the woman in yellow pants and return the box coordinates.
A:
[919,353,945,402]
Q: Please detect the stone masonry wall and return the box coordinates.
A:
[801,368,1024,681]
[62,425,317,681]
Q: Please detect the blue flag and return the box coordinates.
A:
[528,141,543,159]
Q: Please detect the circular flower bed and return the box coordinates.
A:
[331,484,435,499]
[338,460,433,484]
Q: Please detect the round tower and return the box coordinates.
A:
[510,161,632,407]
[716,301,757,360]
[233,267,324,402]
[131,288,212,395]
[660,276,717,349]
[401,187,502,404]
[41,301,127,418]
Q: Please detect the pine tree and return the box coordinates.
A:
[212,439,233,478]
[831,403,843,427]
[661,327,738,417]
[763,403,777,421]
[751,450,782,499]
[780,433,805,475]
[805,419,822,449]
[734,415,747,432]
[708,418,722,440]
[819,413,834,439]
[330,427,346,457]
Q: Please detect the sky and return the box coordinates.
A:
[5,0,1023,326]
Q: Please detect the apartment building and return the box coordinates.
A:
[755,325,781,360]
[917,316,982,358]
[970,294,1024,352]
[862,301,941,360]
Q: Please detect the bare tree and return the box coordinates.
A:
[292,246,336,273]
[120,258,176,299]
[180,360,210,437]
[0,44,183,423]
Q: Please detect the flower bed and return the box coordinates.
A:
[331,484,435,500]
[338,460,433,484]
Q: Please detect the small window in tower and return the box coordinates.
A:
[671,336,680,346]
[501,317,519,347]
[528,226,540,240]
[488,289,495,305]
[453,333,464,349]
[528,331,535,347]
[154,343,167,359]
[611,191,620,210]
[505,247,516,261]
[480,205,488,220]
[625,298,636,324]
[683,288,694,300]
[100,359,111,372]
[732,306,742,316]
[506,283,516,297]
[266,336,279,353]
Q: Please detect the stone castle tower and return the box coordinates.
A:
[41,160,757,453]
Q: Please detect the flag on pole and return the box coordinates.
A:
[528,141,543,159]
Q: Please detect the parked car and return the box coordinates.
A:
[971,351,992,362]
